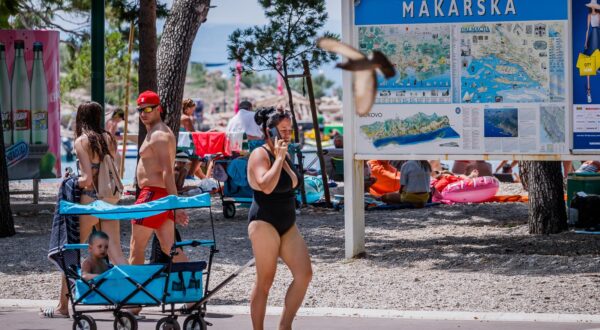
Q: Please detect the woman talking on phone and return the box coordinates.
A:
[246,107,312,330]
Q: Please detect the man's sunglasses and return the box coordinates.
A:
[137,104,159,113]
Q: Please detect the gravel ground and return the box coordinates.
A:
[1,180,599,314]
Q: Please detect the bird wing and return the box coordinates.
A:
[353,70,376,115]
[371,51,396,79]
[317,38,365,60]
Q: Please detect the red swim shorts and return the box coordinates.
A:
[131,186,174,229]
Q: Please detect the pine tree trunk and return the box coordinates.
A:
[135,0,159,194]
[157,0,211,137]
[138,0,158,94]
[0,118,15,238]
[521,161,567,234]
[519,161,529,192]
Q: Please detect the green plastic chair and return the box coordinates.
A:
[331,157,344,181]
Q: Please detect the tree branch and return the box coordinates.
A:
[20,2,88,38]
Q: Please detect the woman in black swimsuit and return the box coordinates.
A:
[247,108,312,330]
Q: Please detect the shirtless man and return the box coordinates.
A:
[129,90,189,265]
[105,108,124,139]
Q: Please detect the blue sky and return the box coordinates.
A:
[202,0,341,25]
[53,1,344,86]
[161,0,343,84]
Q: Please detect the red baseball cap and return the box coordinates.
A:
[137,90,161,106]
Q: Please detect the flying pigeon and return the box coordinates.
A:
[317,38,396,115]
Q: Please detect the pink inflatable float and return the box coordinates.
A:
[440,176,500,203]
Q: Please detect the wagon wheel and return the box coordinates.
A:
[114,310,138,330]
[223,202,236,218]
[73,315,97,330]
[182,314,207,330]
[156,316,181,330]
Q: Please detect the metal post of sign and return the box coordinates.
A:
[342,0,365,259]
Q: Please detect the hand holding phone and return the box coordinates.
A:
[274,137,288,160]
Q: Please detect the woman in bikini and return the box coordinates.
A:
[41,101,127,318]
[246,107,312,330]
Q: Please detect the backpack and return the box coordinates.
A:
[95,154,124,204]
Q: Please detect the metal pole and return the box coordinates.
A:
[302,60,331,206]
[120,21,135,178]
[91,0,105,111]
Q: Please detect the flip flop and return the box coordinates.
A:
[39,307,70,319]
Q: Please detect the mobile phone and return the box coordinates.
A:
[269,127,281,140]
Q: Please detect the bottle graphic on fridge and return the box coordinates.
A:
[12,40,31,144]
[31,42,48,145]
[0,43,11,146]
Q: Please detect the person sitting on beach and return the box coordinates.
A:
[432,169,479,192]
[174,152,191,193]
[495,160,518,174]
[382,160,432,208]
[105,108,125,140]
[226,100,263,140]
[576,160,600,173]
[81,231,111,281]
[175,152,219,195]
[367,160,400,197]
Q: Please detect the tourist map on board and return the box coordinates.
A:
[353,0,572,156]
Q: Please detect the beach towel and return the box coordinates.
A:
[226,131,245,152]
[367,160,400,197]
[48,175,81,272]
[191,132,231,157]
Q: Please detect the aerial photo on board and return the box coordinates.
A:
[540,105,566,144]
[360,112,460,148]
[484,108,519,138]
[359,25,452,104]
[460,22,565,103]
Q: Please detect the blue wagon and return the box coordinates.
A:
[57,194,254,330]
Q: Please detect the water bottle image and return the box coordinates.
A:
[31,42,48,145]
[12,40,31,144]
[0,43,11,146]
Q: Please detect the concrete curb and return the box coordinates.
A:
[2,299,599,324]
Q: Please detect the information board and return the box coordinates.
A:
[353,0,573,156]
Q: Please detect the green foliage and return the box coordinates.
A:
[227,0,338,78]
[214,76,228,92]
[3,0,168,42]
[240,72,276,89]
[62,29,138,106]
[0,0,20,28]
[289,73,335,99]
[188,62,208,87]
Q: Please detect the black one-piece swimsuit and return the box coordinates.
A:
[248,146,300,236]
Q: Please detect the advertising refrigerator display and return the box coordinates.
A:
[0,30,60,179]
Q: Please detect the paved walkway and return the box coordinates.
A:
[3,307,600,330]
